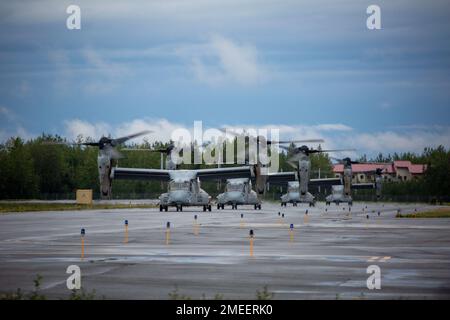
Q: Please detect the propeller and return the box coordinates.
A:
[45,130,152,160]
[219,128,324,146]
[331,157,360,167]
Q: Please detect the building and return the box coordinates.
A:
[333,161,427,184]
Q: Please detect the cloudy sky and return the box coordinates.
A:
[1,0,449,157]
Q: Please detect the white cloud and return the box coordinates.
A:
[64,119,112,141]
[189,35,269,86]
[48,48,130,95]
[2,117,447,158]
[0,125,35,143]
[0,106,15,121]
[313,124,353,131]
[64,118,187,144]
[81,48,130,94]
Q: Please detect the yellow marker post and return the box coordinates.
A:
[80,228,85,261]
[289,224,294,243]
[194,215,199,236]
[124,220,129,244]
[249,229,254,257]
[303,210,309,224]
[165,222,171,245]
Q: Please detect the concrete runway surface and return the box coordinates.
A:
[0,202,449,300]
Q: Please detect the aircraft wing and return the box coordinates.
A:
[309,178,342,187]
[266,172,297,186]
[111,167,171,181]
[351,183,375,190]
[195,166,253,181]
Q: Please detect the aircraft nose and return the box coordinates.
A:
[169,190,189,204]
[228,191,244,202]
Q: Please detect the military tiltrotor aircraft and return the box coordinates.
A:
[325,157,385,205]
[219,128,325,196]
[216,178,262,210]
[50,130,261,213]
[276,144,351,207]
[45,130,153,198]
[118,142,258,212]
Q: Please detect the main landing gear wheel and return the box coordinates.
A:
[208,205,212,212]
[254,204,262,210]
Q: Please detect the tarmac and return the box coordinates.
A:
[0,201,449,300]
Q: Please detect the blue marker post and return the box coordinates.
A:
[194,215,198,235]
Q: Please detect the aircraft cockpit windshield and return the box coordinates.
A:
[227,183,243,192]
[169,181,190,191]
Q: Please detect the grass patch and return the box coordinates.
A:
[0,202,157,213]
[396,207,450,218]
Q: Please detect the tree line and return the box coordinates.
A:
[0,134,448,202]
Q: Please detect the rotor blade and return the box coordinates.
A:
[315,149,356,153]
[104,145,124,160]
[112,130,153,145]
[122,148,151,152]
[42,141,100,147]
[79,142,101,147]
[274,139,325,144]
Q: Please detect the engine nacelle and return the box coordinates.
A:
[253,164,268,194]
[98,154,112,199]
[375,175,383,200]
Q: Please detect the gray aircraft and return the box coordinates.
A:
[276,144,349,207]
[216,178,262,210]
[52,131,260,213]
[46,130,153,198]
[325,157,384,205]
[118,143,256,212]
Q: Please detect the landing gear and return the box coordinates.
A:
[176,205,183,212]
[281,203,287,207]
[159,205,163,212]
[326,202,330,206]
[348,201,353,206]
[208,205,212,212]
[254,204,262,210]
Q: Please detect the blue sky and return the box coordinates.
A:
[1,0,450,157]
